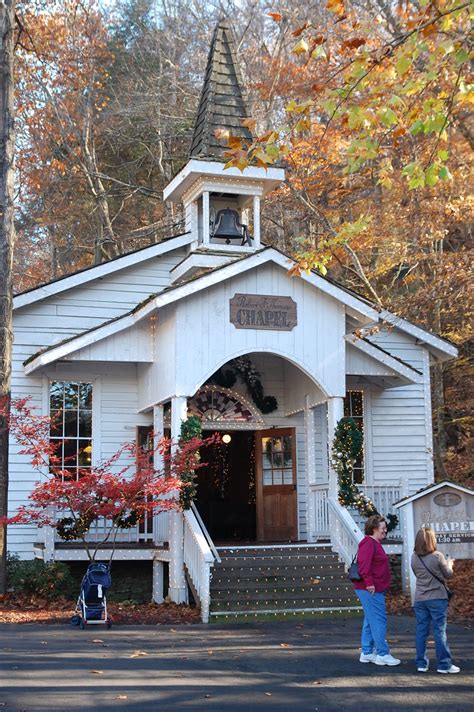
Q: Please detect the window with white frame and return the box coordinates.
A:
[49,382,93,478]
[344,390,364,484]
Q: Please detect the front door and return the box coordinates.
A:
[256,428,297,541]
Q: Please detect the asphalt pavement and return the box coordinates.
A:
[0,615,472,712]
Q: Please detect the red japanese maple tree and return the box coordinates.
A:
[1,398,212,561]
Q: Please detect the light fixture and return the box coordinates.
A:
[83,445,92,453]
[222,433,232,444]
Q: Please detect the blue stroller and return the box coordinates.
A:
[73,562,112,629]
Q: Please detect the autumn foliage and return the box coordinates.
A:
[1,398,213,560]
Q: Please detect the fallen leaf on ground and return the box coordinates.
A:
[115,696,127,700]
[130,651,148,658]
[92,639,104,644]
[280,643,290,648]
[90,670,104,675]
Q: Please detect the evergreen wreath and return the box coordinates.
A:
[179,415,202,510]
[210,357,278,414]
[331,416,399,533]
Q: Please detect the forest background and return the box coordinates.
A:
[12,0,473,484]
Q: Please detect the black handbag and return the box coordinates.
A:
[348,539,376,582]
[416,554,454,600]
[348,555,362,582]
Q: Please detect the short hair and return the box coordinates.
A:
[414,527,437,556]
[365,515,386,535]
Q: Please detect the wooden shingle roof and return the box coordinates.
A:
[189,19,253,160]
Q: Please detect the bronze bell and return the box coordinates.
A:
[212,208,251,245]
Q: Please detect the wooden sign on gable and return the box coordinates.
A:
[230,293,297,331]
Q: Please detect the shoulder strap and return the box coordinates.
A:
[416,554,448,589]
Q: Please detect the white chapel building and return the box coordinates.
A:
[9,21,457,621]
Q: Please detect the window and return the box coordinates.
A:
[343,390,364,484]
[261,434,294,486]
[49,382,93,478]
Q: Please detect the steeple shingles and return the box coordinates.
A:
[189,20,253,160]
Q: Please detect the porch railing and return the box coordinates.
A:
[183,506,218,623]
[311,484,330,538]
[310,482,402,539]
[53,512,155,545]
[327,498,363,568]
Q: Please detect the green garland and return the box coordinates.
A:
[210,357,278,414]
[331,417,399,533]
[179,415,202,510]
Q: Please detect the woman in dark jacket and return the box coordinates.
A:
[353,514,401,666]
[411,527,459,674]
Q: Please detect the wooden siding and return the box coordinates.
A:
[313,403,328,485]
[68,319,153,363]
[363,327,432,494]
[346,343,397,376]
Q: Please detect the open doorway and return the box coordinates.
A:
[196,430,256,542]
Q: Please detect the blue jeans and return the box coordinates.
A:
[355,589,390,656]
[414,599,452,671]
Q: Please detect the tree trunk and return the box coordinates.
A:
[0,0,15,593]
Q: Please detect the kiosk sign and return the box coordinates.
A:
[412,484,474,558]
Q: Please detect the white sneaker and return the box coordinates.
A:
[437,665,460,674]
[417,658,429,672]
[359,652,377,663]
[375,654,401,666]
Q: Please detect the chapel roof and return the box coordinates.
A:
[189,19,253,160]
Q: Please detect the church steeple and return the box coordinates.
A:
[189,19,253,160]
[163,19,284,273]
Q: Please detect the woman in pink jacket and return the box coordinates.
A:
[353,514,401,666]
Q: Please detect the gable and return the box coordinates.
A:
[13,233,193,311]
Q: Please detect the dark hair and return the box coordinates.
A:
[414,528,437,556]
[365,515,386,535]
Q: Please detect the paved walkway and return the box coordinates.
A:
[0,616,472,711]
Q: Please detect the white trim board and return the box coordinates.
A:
[393,480,473,508]
[379,310,458,361]
[344,334,424,384]
[163,158,285,203]
[13,233,194,310]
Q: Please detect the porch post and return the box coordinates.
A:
[253,195,261,248]
[152,404,165,603]
[168,396,188,603]
[327,397,344,501]
[202,191,210,247]
[304,396,316,542]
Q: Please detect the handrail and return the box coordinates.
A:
[327,498,363,568]
[183,507,217,623]
[191,502,221,563]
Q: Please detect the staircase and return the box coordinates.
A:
[209,543,362,621]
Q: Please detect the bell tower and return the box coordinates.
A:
[163,19,284,280]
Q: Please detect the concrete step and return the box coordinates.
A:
[209,605,363,622]
[216,555,341,568]
[210,574,350,589]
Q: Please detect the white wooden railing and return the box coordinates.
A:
[183,505,218,623]
[310,482,402,539]
[311,484,330,538]
[54,512,155,544]
[328,498,363,568]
